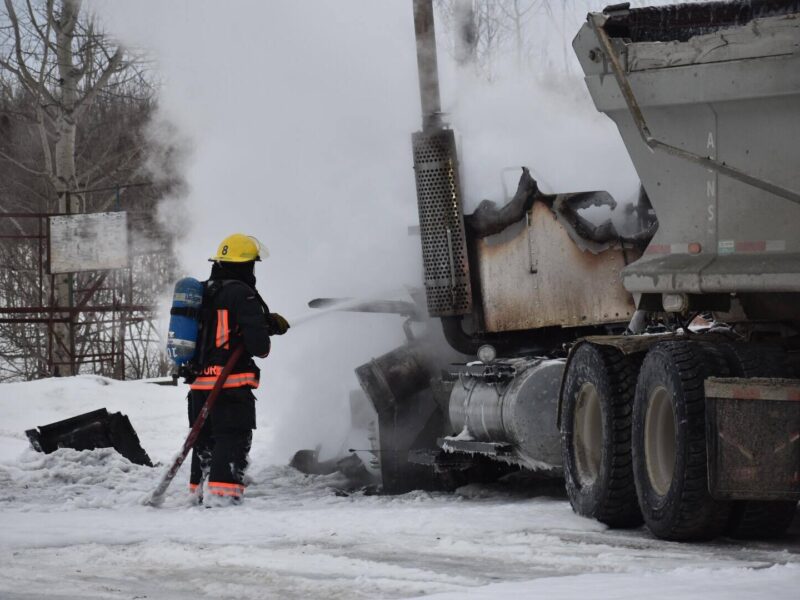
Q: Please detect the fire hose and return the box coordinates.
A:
[144,345,244,507]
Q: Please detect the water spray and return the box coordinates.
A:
[286,291,423,329]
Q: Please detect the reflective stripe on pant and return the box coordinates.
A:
[188,388,255,489]
[208,481,245,498]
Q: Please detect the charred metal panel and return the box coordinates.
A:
[356,344,431,416]
[476,201,636,332]
[356,343,447,493]
[575,11,800,297]
[413,129,472,317]
[705,377,800,501]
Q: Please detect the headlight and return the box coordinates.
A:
[662,293,688,313]
[477,344,497,364]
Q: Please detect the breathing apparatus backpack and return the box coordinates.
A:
[168,278,261,382]
[166,278,221,382]
[167,277,204,367]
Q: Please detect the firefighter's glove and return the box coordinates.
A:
[267,313,290,336]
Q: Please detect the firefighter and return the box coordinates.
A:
[187,233,289,504]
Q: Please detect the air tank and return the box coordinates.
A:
[166,277,204,366]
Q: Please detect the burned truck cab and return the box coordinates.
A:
[354,1,652,495]
[357,0,799,544]
[359,132,649,493]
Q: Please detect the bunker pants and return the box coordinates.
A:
[187,387,255,499]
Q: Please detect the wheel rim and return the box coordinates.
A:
[644,385,677,496]
[573,382,602,486]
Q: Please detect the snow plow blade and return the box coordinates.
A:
[25,408,153,467]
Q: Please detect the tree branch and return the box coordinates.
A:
[2,0,57,107]
[25,0,57,55]
[0,147,50,177]
[74,45,123,119]
[35,106,55,180]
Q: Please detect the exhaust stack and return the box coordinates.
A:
[411,0,472,318]
[413,0,442,131]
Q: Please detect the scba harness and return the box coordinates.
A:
[174,279,266,387]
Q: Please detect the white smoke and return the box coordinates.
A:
[89,1,424,464]
[88,0,698,465]
[435,2,652,212]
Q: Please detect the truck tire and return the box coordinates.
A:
[632,340,732,541]
[721,343,797,539]
[561,343,642,528]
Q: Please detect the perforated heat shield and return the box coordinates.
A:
[412,129,472,317]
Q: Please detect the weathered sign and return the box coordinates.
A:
[49,212,129,274]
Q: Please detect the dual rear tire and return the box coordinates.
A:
[561,343,642,528]
[561,339,796,541]
[631,341,732,540]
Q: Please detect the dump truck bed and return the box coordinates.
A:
[574,2,800,297]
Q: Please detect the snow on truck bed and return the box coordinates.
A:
[0,377,798,600]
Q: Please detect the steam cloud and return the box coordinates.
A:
[88,1,691,465]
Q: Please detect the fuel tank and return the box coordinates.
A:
[448,358,564,470]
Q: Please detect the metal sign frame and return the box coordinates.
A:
[48,211,130,274]
[0,211,153,379]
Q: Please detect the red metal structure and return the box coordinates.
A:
[0,210,156,379]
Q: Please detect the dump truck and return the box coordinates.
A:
[348,0,800,542]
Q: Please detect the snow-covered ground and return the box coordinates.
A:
[1,377,798,599]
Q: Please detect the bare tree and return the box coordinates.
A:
[0,0,181,380]
[1,0,129,374]
[498,0,538,70]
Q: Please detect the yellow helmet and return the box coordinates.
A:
[209,234,268,262]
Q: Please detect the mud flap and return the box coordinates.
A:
[26,408,153,467]
[705,378,800,501]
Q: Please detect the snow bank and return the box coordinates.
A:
[1,377,798,599]
[0,375,186,461]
